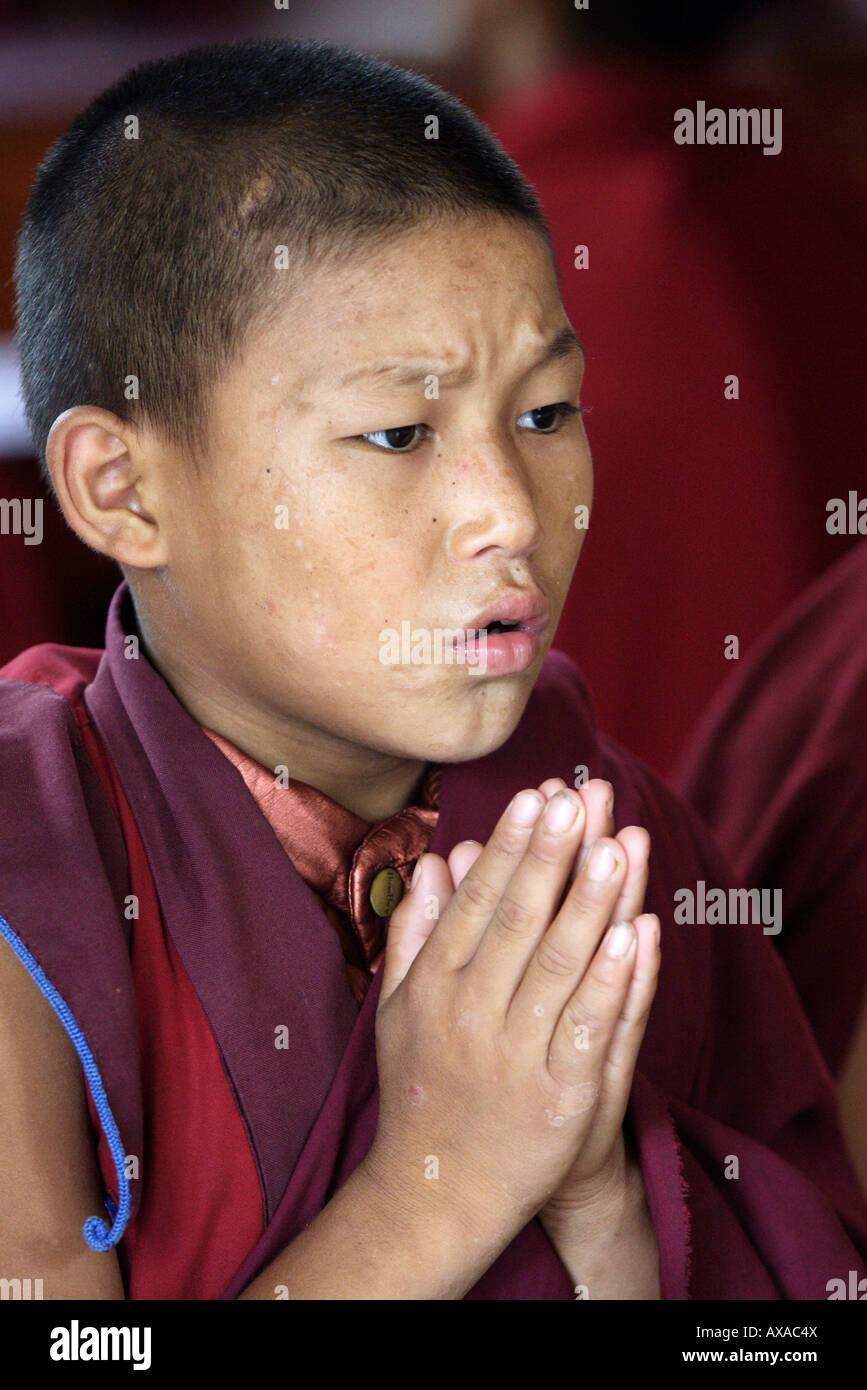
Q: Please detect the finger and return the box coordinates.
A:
[447,784,566,897]
[573,779,615,876]
[600,914,660,1091]
[449,785,581,907]
[565,914,660,1176]
[542,914,638,1117]
[413,787,549,971]
[378,852,454,1004]
[506,835,628,1025]
[540,778,615,908]
[460,787,590,993]
[392,812,555,990]
[609,825,650,925]
[434,775,580,927]
[538,777,569,799]
[447,840,484,889]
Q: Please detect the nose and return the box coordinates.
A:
[446,433,542,563]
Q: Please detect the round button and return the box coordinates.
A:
[369,866,405,918]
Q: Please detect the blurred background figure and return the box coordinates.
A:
[470,0,866,774]
[675,541,867,1190]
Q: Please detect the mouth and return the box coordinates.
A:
[449,590,551,675]
[463,591,551,640]
[476,617,541,637]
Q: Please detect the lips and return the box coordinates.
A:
[461,591,551,639]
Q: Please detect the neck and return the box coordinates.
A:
[136,636,428,824]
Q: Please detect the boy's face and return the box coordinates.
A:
[138,213,591,772]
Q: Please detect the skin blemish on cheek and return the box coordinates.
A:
[533,1003,545,1017]
[408,1084,425,1104]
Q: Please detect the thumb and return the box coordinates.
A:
[378,852,454,1005]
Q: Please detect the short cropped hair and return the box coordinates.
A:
[15,38,549,481]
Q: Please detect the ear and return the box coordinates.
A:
[46,406,169,568]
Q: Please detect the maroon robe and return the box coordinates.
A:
[675,540,867,1076]
[1,581,865,1298]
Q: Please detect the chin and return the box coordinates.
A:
[410,693,532,765]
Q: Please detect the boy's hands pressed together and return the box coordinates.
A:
[530,778,660,1298]
[364,777,661,1297]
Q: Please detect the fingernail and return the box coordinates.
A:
[604,781,615,813]
[411,857,424,889]
[605,921,634,958]
[544,790,581,831]
[509,790,544,827]
[587,842,616,880]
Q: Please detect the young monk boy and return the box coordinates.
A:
[1,37,865,1300]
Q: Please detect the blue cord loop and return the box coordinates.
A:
[0,911,132,1251]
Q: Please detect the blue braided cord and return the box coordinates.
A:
[0,910,131,1252]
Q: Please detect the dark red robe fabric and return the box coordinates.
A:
[487,58,867,776]
[675,540,867,1077]
[1,581,865,1298]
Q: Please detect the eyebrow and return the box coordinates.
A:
[333,324,584,391]
[544,324,584,364]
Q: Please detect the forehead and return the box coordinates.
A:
[247,214,568,395]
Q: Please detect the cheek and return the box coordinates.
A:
[253,520,385,651]
[538,462,590,535]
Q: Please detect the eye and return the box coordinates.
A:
[359,424,430,452]
[517,402,582,433]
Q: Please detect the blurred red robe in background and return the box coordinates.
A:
[488,57,866,774]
